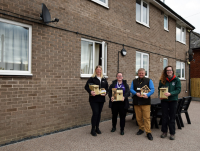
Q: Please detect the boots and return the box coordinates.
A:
[91,128,97,136]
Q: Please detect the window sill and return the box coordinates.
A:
[164,28,169,32]
[91,0,109,9]
[81,74,108,79]
[176,40,186,45]
[179,78,186,81]
[136,20,150,29]
[0,73,33,76]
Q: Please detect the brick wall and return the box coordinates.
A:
[190,49,200,78]
[0,0,190,145]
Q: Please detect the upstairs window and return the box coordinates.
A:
[164,15,168,30]
[91,0,109,8]
[0,18,32,75]
[176,25,186,44]
[81,38,107,77]
[176,61,185,79]
[136,0,149,27]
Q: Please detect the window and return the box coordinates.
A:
[136,0,149,27]
[176,25,186,44]
[164,15,168,30]
[81,38,107,77]
[91,0,109,8]
[0,18,32,75]
[136,52,149,77]
[176,61,185,79]
[163,58,168,69]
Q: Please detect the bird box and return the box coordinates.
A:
[140,85,151,96]
[89,84,99,95]
[159,87,168,99]
[112,88,123,101]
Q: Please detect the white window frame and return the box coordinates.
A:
[91,0,109,8]
[163,58,168,69]
[176,61,185,79]
[136,0,150,27]
[81,38,107,78]
[164,15,169,31]
[0,18,32,76]
[135,51,149,78]
[176,25,186,44]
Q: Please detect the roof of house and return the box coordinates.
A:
[191,32,200,48]
[152,0,195,30]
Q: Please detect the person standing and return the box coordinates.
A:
[130,68,155,140]
[108,72,130,135]
[158,66,181,140]
[85,66,108,136]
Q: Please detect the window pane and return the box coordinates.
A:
[164,16,168,29]
[136,0,141,22]
[182,28,185,43]
[104,43,107,75]
[81,41,93,74]
[143,55,148,76]
[176,25,181,41]
[143,2,148,24]
[99,0,105,3]
[176,61,181,78]
[94,43,101,67]
[0,21,29,71]
[163,59,168,69]
[136,52,141,75]
[182,63,185,78]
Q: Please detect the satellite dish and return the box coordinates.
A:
[40,3,59,24]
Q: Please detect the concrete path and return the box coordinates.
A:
[0,101,200,151]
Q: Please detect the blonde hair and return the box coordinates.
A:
[138,68,145,73]
[91,65,103,78]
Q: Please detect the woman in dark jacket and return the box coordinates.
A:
[85,65,108,136]
[158,66,181,140]
[108,72,130,135]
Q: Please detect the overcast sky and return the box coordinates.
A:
[165,0,200,33]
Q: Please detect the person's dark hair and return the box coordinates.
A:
[160,66,174,84]
[116,72,123,77]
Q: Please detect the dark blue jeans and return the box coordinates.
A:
[161,101,177,135]
[90,102,104,129]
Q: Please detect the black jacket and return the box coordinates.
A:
[85,76,108,102]
[108,80,130,109]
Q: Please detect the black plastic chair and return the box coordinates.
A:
[127,94,138,125]
[181,96,192,126]
[154,98,184,129]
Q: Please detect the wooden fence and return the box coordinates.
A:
[191,78,200,98]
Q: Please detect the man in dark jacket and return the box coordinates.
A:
[108,72,130,135]
[130,68,155,140]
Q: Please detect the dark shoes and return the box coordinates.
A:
[120,130,124,135]
[147,133,153,140]
[136,129,144,135]
[111,127,116,132]
[161,133,167,138]
[96,128,101,134]
[170,135,175,140]
[91,129,97,136]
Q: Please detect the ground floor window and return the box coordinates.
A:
[81,38,107,77]
[136,51,149,77]
[163,58,168,69]
[176,61,185,79]
[0,18,32,75]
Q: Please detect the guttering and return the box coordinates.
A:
[153,0,195,30]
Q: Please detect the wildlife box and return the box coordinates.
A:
[89,84,99,95]
[159,87,168,99]
[112,88,123,101]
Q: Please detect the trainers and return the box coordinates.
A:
[147,133,153,140]
[160,133,167,138]
[91,129,97,136]
[136,129,144,135]
[111,127,116,132]
[170,135,175,140]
